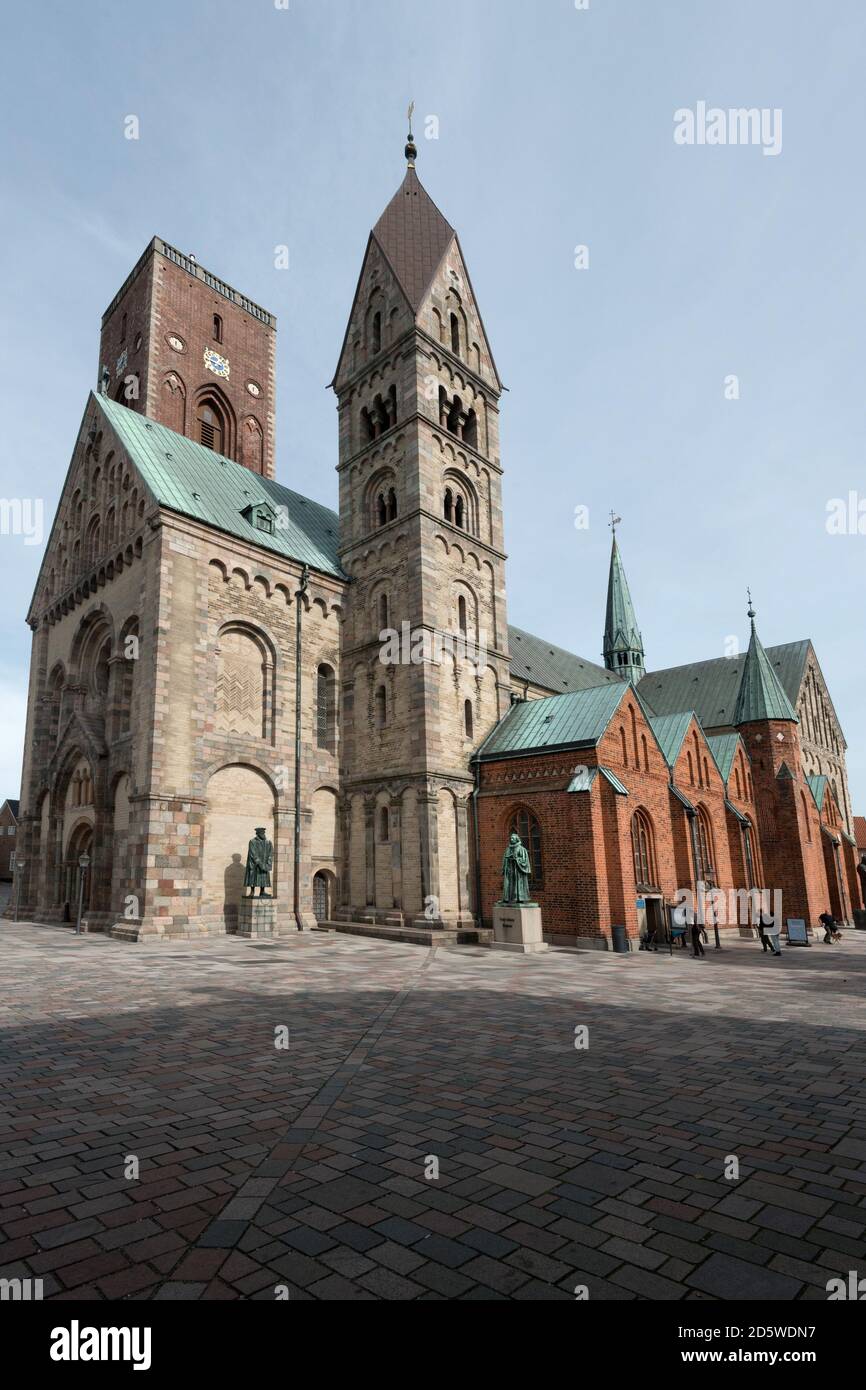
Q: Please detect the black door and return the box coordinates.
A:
[313,873,328,923]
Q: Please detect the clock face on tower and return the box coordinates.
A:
[203,347,230,379]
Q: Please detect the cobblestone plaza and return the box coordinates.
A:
[1,925,864,1301]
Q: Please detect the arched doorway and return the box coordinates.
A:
[63,822,93,923]
[313,871,332,923]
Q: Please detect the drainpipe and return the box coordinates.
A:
[293,564,309,930]
[470,754,483,927]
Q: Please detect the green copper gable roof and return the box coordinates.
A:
[648,712,694,769]
[707,733,743,784]
[93,394,345,579]
[637,640,809,730]
[733,615,799,725]
[475,684,628,762]
[508,625,622,694]
[603,538,644,665]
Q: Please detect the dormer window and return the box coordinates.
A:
[242,500,277,535]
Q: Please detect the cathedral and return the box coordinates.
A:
[13,134,862,946]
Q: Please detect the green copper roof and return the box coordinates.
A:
[807,774,828,812]
[92,394,345,579]
[649,712,694,769]
[565,766,629,795]
[475,684,627,762]
[707,733,742,783]
[637,640,809,730]
[510,624,813,726]
[725,798,749,826]
[603,537,644,673]
[508,625,621,693]
[670,783,696,813]
[733,614,799,725]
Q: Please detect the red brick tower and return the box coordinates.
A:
[97,237,276,477]
[734,600,829,926]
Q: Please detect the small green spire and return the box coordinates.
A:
[602,515,645,683]
[733,595,798,725]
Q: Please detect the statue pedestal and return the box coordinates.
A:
[237,896,277,938]
[492,902,548,954]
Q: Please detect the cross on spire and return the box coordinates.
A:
[609,510,622,537]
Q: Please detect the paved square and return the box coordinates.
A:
[1,924,864,1300]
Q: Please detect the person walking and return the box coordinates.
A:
[760,907,782,956]
[690,915,706,959]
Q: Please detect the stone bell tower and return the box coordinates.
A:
[332,121,512,928]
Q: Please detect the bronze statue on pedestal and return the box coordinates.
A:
[244,827,273,898]
[501,831,532,905]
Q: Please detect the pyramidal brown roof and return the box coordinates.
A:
[372,167,455,311]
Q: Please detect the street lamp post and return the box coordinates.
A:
[13,857,26,923]
[707,869,721,950]
[75,853,90,936]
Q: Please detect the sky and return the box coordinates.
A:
[1,0,864,807]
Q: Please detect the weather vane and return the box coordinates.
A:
[405,101,417,166]
[609,511,622,536]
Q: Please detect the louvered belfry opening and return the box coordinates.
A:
[197,401,224,453]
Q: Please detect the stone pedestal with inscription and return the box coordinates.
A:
[492,902,548,954]
[237,896,277,938]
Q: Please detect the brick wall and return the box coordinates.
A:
[99,241,277,477]
[738,718,832,928]
[475,691,793,947]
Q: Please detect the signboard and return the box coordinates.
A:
[667,905,688,933]
[786,918,810,946]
